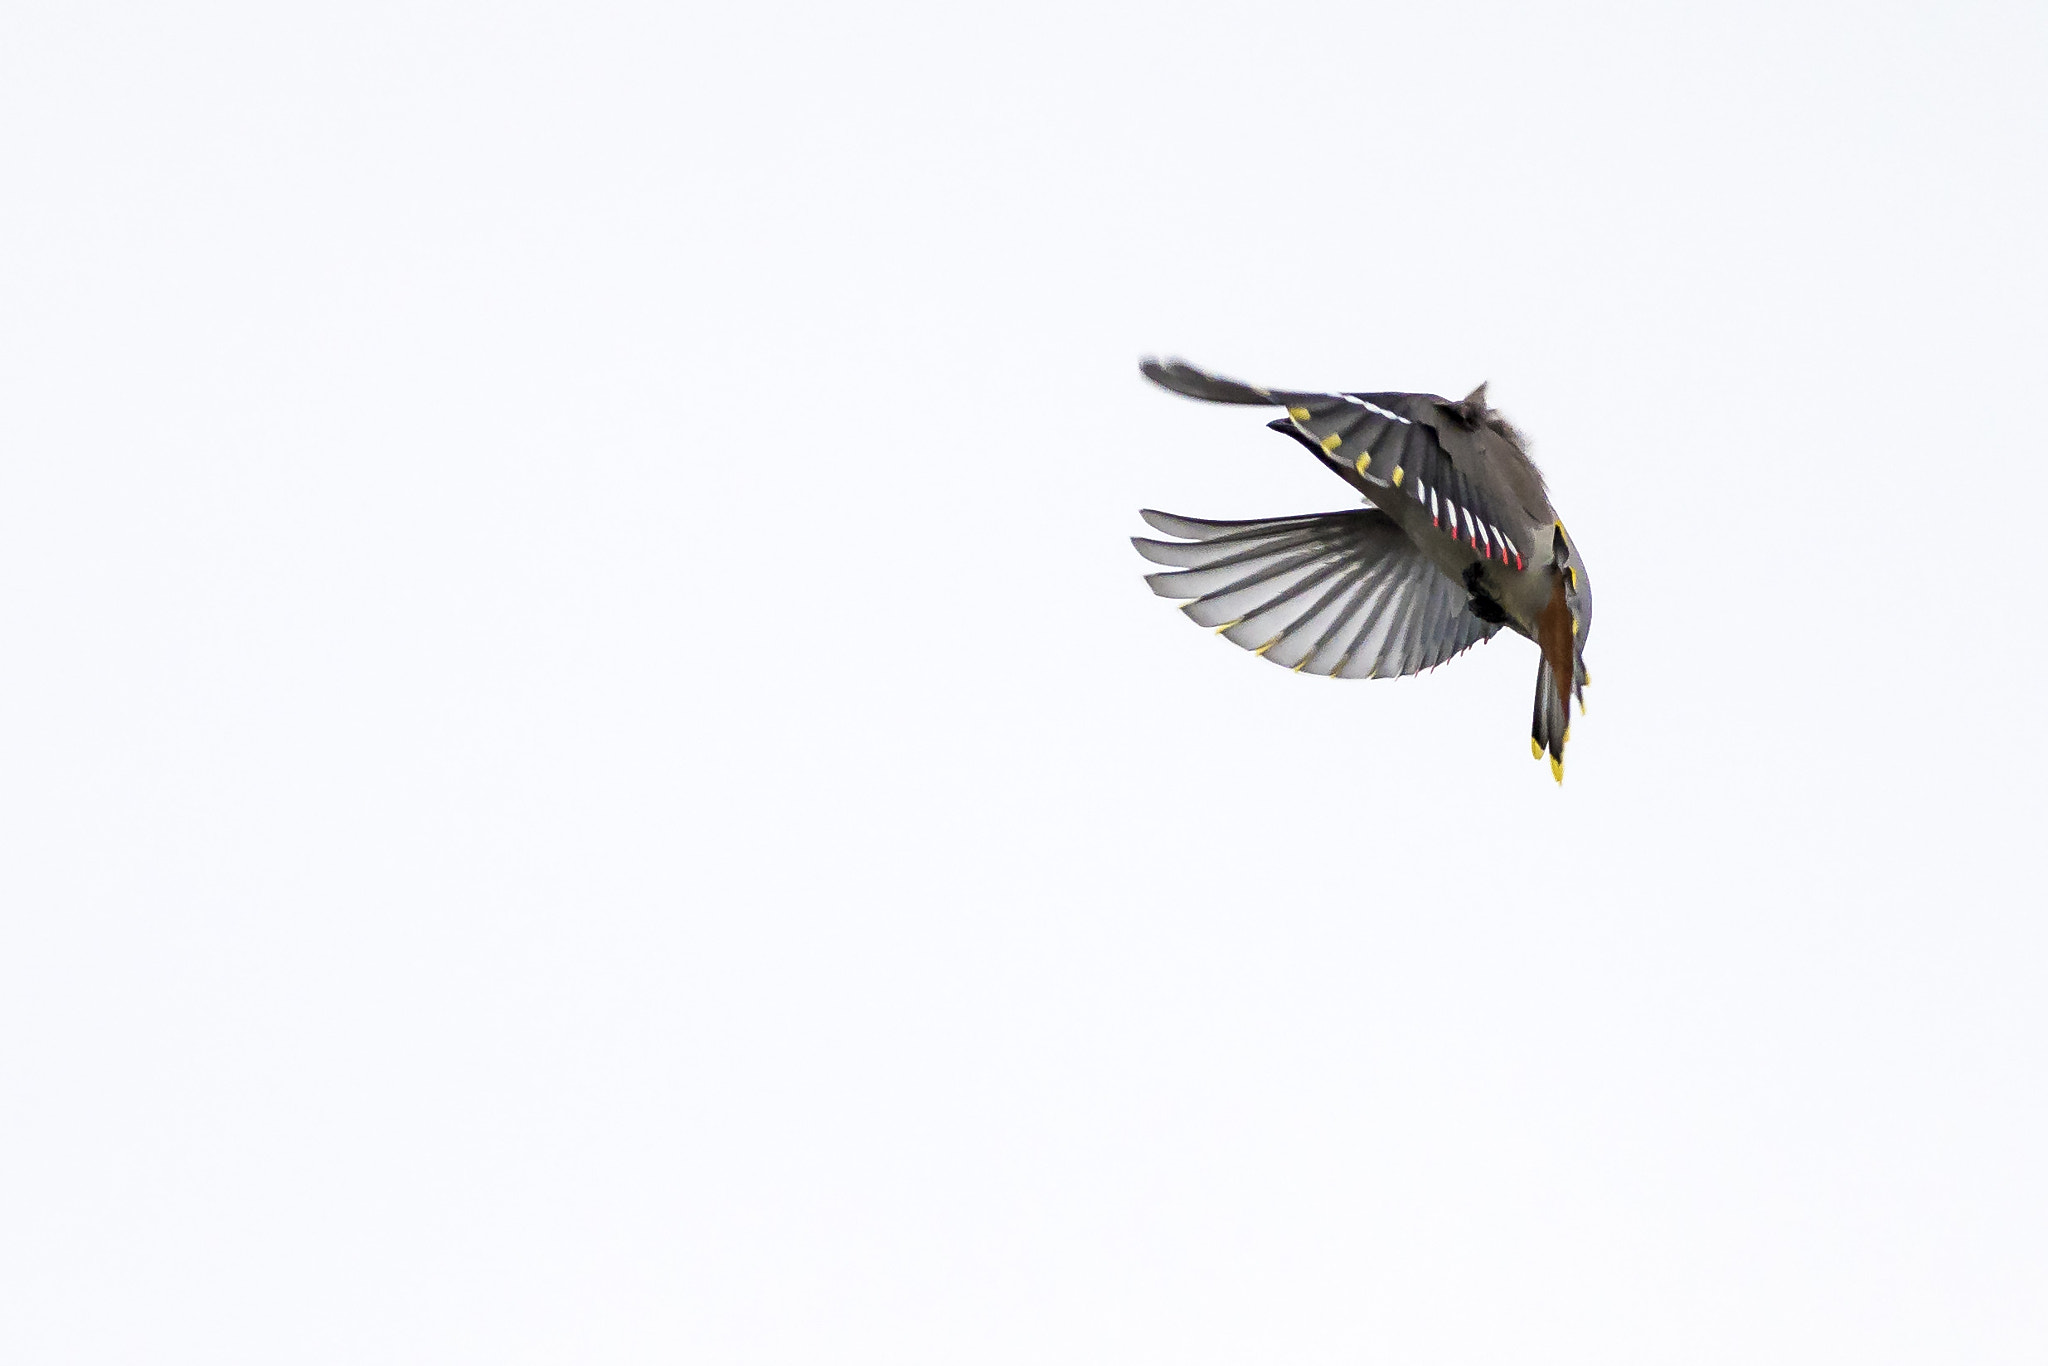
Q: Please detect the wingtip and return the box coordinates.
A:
[1140,570,1191,599]
[1137,357,1275,405]
[1137,508,1191,538]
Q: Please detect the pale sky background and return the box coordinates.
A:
[3,1,2046,1362]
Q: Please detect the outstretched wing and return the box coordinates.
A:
[1141,356,1430,495]
[1143,357,1535,571]
[1133,508,1502,678]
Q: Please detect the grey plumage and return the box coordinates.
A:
[1134,509,1501,678]
[1134,357,1594,781]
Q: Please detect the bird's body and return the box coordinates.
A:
[1134,358,1593,781]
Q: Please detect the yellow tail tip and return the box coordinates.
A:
[1550,755,1564,783]
[1530,737,1543,760]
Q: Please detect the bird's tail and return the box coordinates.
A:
[1531,658,1570,784]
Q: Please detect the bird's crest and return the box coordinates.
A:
[1449,381,1528,450]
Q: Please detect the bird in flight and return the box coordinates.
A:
[1134,358,1592,782]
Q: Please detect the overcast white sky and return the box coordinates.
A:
[4,1,2046,1362]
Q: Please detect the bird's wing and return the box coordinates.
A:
[1143,356,1430,492]
[1133,508,1502,678]
[1376,419,1542,570]
[1143,357,1536,570]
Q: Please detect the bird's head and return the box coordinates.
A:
[1450,381,1530,451]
